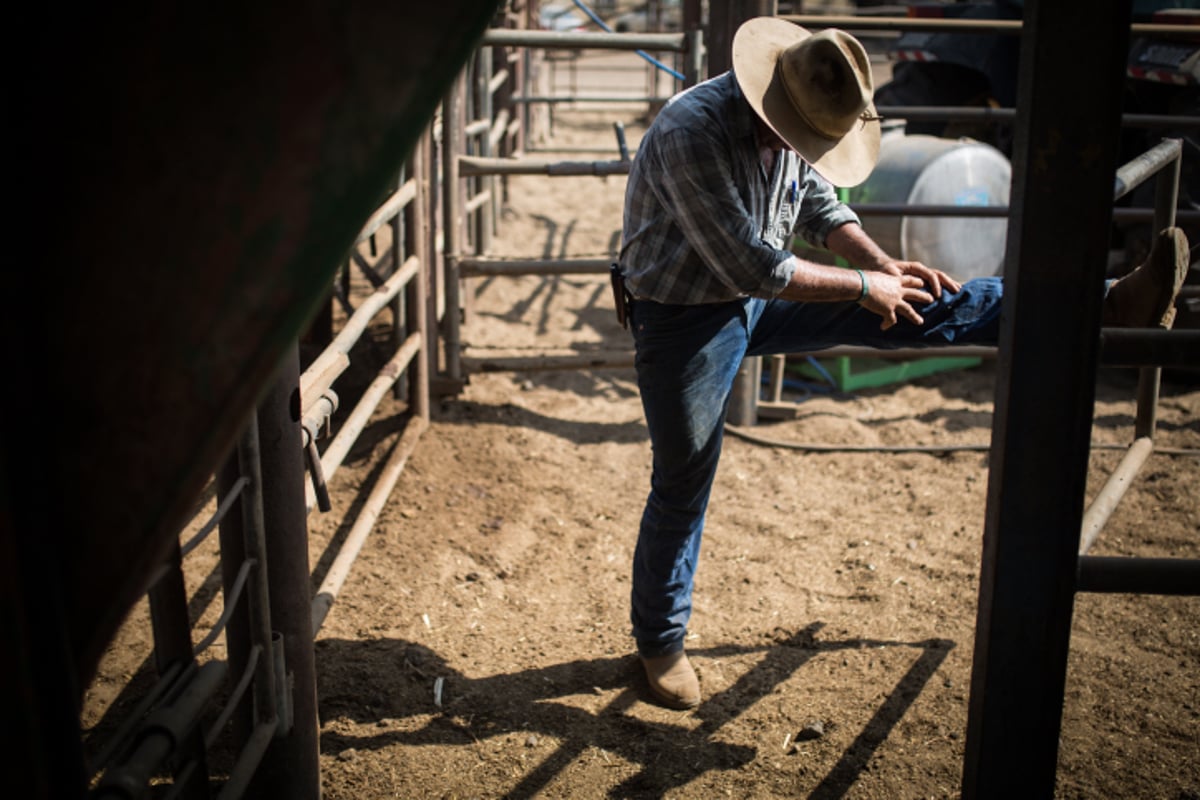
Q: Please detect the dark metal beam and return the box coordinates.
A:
[962,1,1135,797]
[1077,556,1200,595]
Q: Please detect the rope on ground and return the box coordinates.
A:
[723,424,1200,457]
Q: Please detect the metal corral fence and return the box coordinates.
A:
[80,3,1199,798]
[80,4,518,795]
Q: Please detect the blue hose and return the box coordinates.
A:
[570,0,686,82]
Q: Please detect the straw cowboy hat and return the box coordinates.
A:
[732,17,882,187]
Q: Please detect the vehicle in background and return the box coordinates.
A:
[873,0,1198,271]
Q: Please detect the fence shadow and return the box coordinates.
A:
[316,624,954,799]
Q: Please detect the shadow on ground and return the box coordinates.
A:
[316,625,954,799]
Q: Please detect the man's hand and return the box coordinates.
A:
[860,271,935,329]
[878,258,962,299]
[857,258,961,330]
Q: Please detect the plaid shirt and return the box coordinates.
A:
[618,72,860,305]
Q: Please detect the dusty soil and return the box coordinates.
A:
[83,62,1198,800]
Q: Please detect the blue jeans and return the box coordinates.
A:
[629,277,1003,657]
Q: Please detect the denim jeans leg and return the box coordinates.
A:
[629,300,751,657]
[747,276,1004,355]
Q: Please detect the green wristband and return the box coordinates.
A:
[856,269,869,302]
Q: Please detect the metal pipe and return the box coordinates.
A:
[193,559,254,656]
[299,392,338,450]
[1077,556,1200,595]
[409,128,432,422]
[875,106,1198,131]
[513,94,674,104]
[443,72,466,381]
[306,331,423,512]
[299,255,418,405]
[783,14,1198,39]
[1099,329,1200,368]
[488,108,511,153]
[180,476,248,558]
[93,661,229,800]
[1113,138,1182,203]
[234,417,280,735]
[1078,436,1155,556]
[205,645,262,749]
[248,349,319,798]
[354,179,417,246]
[459,155,631,177]
[215,721,277,800]
[271,631,292,737]
[465,188,492,214]
[458,256,611,276]
[482,29,688,52]
[488,67,510,96]
[146,539,209,799]
[88,661,185,771]
[463,351,636,373]
[464,118,490,137]
[311,415,430,634]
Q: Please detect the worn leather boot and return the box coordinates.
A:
[1102,227,1190,329]
[641,650,701,710]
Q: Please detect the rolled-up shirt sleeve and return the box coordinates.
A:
[792,167,861,249]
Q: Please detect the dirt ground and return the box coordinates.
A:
[84,79,1198,800]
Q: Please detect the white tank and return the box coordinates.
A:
[848,133,1012,282]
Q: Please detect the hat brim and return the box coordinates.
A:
[732,17,880,187]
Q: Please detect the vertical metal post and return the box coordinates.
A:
[250,346,320,799]
[392,166,408,400]
[234,414,280,734]
[410,131,433,422]
[479,46,495,255]
[962,2,1133,797]
[217,444,254,748]
[708,0,776,76]
[443,70,467,381]
[710,0,776,425]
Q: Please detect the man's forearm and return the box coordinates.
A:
[775,255,866,303]
[824,222,892,272]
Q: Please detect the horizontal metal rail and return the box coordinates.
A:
[311,415,430,634]
[1099,328,1200,368]
[355,179,417,246]
[482,29,688,52]
[1077,555,1200,594]
[875,105,1200,130]
[459,155,630,177]
[462,349,635,373]
[1114,138,1183,202]
[459,256,611,276]
[306,330,423,513]
[515,94,675,105]
[299,254,419,410]
[783,14,1200,40]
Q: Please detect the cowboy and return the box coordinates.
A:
[615,17,1188,709]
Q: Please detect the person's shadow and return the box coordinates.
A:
[316,623,954,799]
